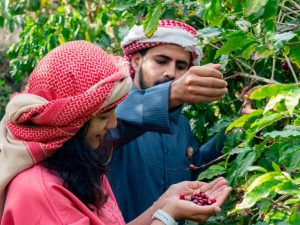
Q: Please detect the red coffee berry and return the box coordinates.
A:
[281,61,289,71]
[179,194,185,200]
[179,193,217,206]
[189,164,196,169]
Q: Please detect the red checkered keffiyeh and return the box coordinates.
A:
[0,41,132,217]
[122,19,203,75]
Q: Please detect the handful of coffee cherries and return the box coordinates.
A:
[179,192,216,206]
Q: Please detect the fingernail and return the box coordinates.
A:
[215,207,221,215]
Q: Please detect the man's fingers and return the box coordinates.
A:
[205,179,228,196]
[189,66,224,79]
[213,187,232,206]
[187,95,225,103]
[199,177,227,193]
[188,86,228,97]
[202,63,222,70]
[187,76,227,88]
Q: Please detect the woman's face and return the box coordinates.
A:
[85,109,117,150]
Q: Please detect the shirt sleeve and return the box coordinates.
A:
[112,81,180,147]
[116,81,172,133]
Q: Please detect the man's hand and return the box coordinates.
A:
[155,177,232,223]
[169,64,228,108]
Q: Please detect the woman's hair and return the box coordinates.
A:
[42,122,114,209]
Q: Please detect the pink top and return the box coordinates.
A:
[1,165,126,225]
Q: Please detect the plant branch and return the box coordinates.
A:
[280,4,300,16]
[235,72,280,84]
[285,56,299,83]
[270,199,291,211]
[193,154,228,170]
[277,21,299,27]
[288,0,300,10]
[271,55,276,81]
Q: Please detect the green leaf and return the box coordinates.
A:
[276,181,300,195]
[293,117,300,126]
[264,0,279,20]
[30,0,41,11]
[265,125,300,138]
[250,112,286,131]
[242,43,257,60]
[247,165,268,173]
[289,208,300,225]
[236,172,285,209]
[253,45,277,60]
[0,16,4,27]
[143,2,163,38]
[264,94,285,114]
[230,146,252,155]
[197,164,226,180]
[289,44,300,68]
[226,109,263,133]
[238,151,256,175]
[203,0,225,27]
[198,27,223,39]
[272,161,281,172]
[285,90,300,116]
[243,0,269,18]
[263,18,276,39]
[216,32,255,58]
[273,32,297,49]
[249,84,296,100]
[101,12,109,25]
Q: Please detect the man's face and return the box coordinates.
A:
[132,44,191,89]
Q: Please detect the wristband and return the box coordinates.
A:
[152,209,178,225]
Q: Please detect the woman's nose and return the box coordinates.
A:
[106,111,117,129]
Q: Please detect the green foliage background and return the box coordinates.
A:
[1,0,300,224]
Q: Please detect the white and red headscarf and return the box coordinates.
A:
[0,41,132,217]
[122,19,203,75]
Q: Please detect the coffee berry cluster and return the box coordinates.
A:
[179,192,216,206]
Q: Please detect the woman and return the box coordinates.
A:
[0,41,231,225]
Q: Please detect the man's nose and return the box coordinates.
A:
[163,63,176,78]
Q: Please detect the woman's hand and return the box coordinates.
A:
[155,177,232,224]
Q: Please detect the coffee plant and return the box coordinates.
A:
[1,0,299,224]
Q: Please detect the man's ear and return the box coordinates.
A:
[131,52,142,71]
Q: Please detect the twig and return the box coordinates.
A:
[288,0,300,10]
[277,21,299,27]
[280,4,300,16]
[271,55,276,80]
[287,41,300,46]
[280,27,299,32]
[234,60,245,73]
[275,194,292,203]
[249,212,259,225]
[285,56,299,83]
[270,199,291,211]
[193,154,228,170]
[235,72,280,84]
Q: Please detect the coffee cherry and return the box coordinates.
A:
[281,61,289,71]
[189,164,196,169]
[179,192,217,206]
[179,194,185,200]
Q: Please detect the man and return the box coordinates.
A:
[108,19,228,222]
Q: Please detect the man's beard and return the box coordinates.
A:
[138,68,174,89]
